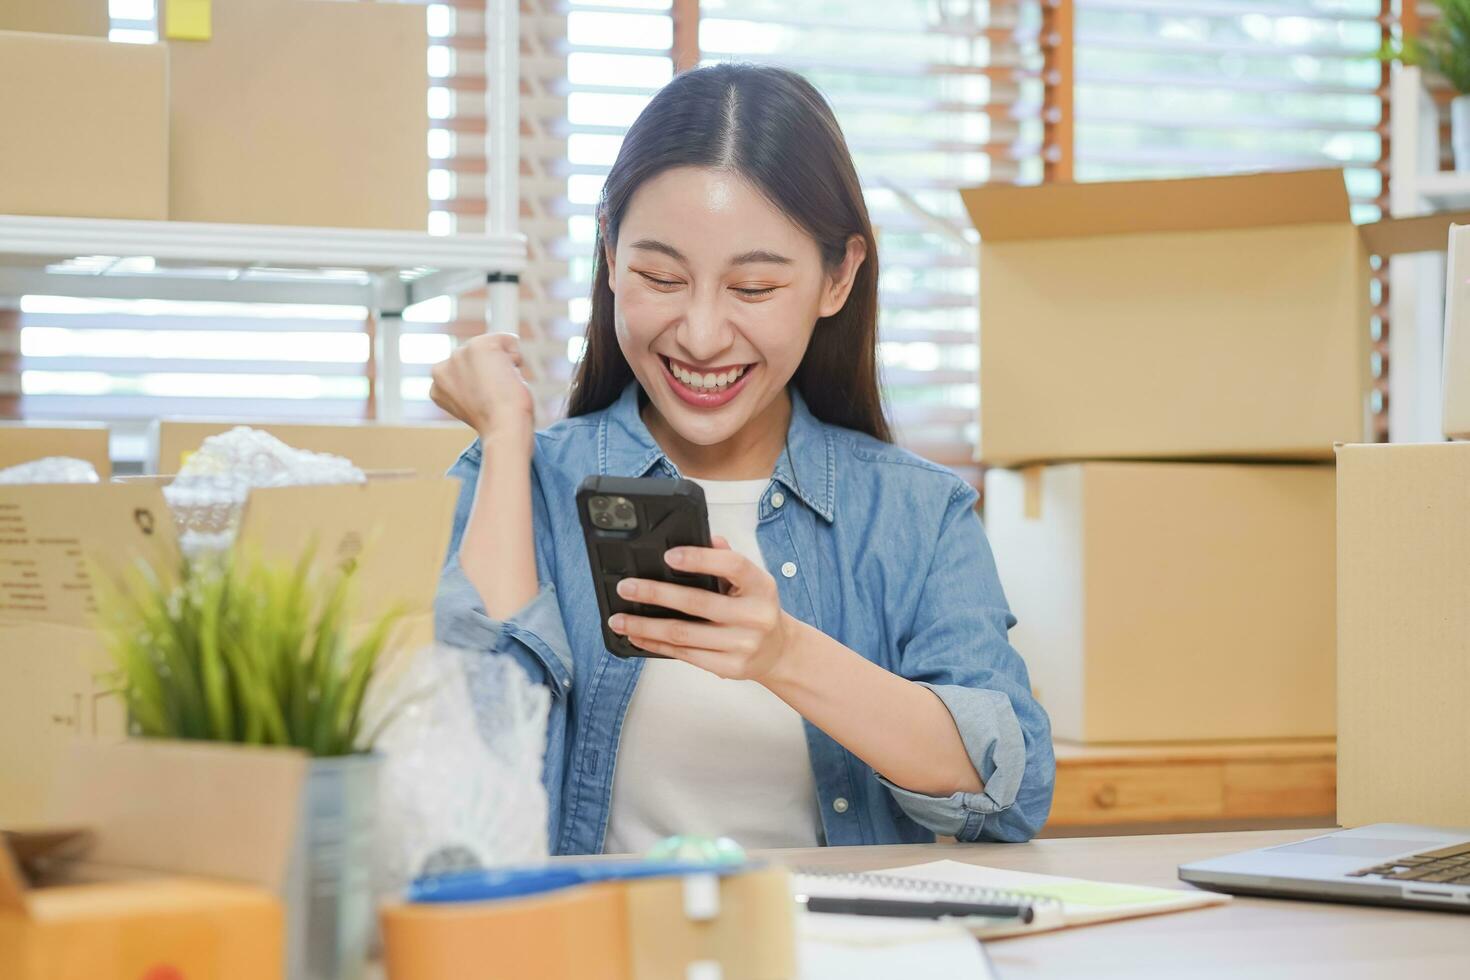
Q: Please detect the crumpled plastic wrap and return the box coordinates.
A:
[0,456,100,484]
[161,426,365,555]
[370,644,551,898]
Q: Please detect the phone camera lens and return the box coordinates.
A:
[613,499,634,520]
[593,511,612,527]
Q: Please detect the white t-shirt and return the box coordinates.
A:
[602,476,823,854]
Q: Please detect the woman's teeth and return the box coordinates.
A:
[668,359,747,391]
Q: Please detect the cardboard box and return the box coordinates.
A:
[983,461,1336,742]
[0,32,169,221]
[0,422,111,478]
[0,0,109,36]
[381,867,797,980]
[150,419,474,478]
[0,476,457,826]
[962,169,1379,466]
[1443,223,1470,440]
[164,0,427,229]
[1336,443,1470,827]
[0,829,283,980]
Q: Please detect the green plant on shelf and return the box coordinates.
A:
[95,547,403,758]
[1381,2,1470,95]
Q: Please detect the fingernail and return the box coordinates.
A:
[617,579,635,598]
[665,549,684,565]
[609,614,625,631]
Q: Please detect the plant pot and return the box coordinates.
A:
[285,753,381,980]
[1453,94,1470,173]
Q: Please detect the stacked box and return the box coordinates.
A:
[963,169,1401,743]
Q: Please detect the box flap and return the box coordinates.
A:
[0,483,181,629]
[1358,211,1470,257]
[46,739,309,894]
[234,478,458,620]
[0,422,111,479]
[962,168,1350,242]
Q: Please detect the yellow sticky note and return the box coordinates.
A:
[165,0,212,41]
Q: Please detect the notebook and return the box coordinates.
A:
[795,859,1230,939]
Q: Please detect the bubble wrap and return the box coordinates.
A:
[371,645,551,898]
[0,456,100,484]
[161,426,365,555]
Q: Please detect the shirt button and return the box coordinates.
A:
[771,491,785,508]
[780,561,797,578]
[832,797,850,814]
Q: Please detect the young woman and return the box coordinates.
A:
[430,63,1054,855]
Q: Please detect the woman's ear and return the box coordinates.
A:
[817,234,868,318]
[599,212,618,288]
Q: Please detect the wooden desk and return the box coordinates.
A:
[761,829,1470,979]
[1046,739,1336,835]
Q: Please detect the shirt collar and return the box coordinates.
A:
[598,381,836,523]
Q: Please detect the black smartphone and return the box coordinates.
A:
[576,475,720,659]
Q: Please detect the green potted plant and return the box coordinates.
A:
[1383,2,1470,172]
[96,546,404,980]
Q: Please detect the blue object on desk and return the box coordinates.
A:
[407,859,754,904]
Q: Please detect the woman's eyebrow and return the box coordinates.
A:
[730,249,793,266]
[629,239,686,262]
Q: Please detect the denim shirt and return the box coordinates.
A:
[435,382,1055,854]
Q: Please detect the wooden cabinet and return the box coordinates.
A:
[1045,739,1335,836]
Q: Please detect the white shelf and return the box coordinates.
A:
[0,214,526,310]
[1412,172,1470,211]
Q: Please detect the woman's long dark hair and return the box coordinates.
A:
[565,62,891,443]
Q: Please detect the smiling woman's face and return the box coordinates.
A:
[605,165,861,457]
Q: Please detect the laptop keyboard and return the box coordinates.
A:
[1346,842,1470,885]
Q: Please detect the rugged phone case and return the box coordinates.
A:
[576,475,718,659]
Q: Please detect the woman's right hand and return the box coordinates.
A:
[430,332,535,452]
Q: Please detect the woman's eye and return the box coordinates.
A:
[733,286,777,298]
[638,273,683,289]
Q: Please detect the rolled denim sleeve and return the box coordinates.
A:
[433,442,574,700]
[879,481,1056,843]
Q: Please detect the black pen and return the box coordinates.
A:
[798,894,1034,923]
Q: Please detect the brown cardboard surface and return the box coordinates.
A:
[1358,210,1470,257]
[0,0,109,36]
[964,169,1350,242]
[0,483,178,825]
[0,422,111,479]
[984,461,1336,743]
[47,740,309,894]
[1444,224,1470,440]
[0,32,168,221]
[625,867,797,980]
[164,0,427,229]
[1336,443,1470,827]
[0,477,456,826]
[382,882,630,980]
[151,419,474,477]
[963,169,1372,466]
[0,831,282,980]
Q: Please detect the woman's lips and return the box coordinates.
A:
[660,355,756,409]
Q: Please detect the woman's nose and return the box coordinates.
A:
[676,291,736,362]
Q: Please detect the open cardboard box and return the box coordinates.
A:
[149,419,475,478]
[0,825,283,980]
[962,169,1470,466]
[0,421,112,478]
[0,475,458,827]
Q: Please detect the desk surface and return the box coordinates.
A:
[757,828,1470,979]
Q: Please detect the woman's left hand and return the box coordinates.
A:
[608,535,794,681]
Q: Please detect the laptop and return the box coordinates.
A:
[1179,824,1470,912]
